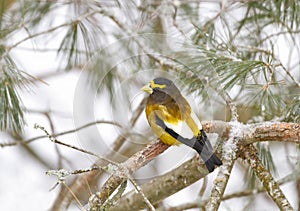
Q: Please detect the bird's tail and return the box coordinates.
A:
[194,145,222,172]
[202,153,222,173]
[153,114,222,172]
[193,130,222,172]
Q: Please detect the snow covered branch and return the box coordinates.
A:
[203,121,300,145]
[205,121,243,210]
[106,121,299,210]
[50,120,299,210]
[240,144,293,210]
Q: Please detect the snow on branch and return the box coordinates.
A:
[202,121,300,145]
[41,120,299,210]
[107,121,299,210]
[240,144,293,210]
[205,121,243,210]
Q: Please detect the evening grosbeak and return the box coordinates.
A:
[142,77,222,172]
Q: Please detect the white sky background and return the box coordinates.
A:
[0,2,299,211]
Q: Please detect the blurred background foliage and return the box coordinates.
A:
[0,0,299,209]
[1,0,299,133]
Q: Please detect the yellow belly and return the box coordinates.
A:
[145,100,198,146]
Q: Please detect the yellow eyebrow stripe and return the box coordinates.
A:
[150,80,166,89]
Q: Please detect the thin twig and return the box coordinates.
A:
[51,98,147,210]
[0,120,122,147]
[198,177,207,197]
[62,182,85,210]
[259,29,300,45]
[88,140,170,210]
[128,176,155,211]
[34,123,118,166]
[112,97,147,152]
[0,9,103,64]
[44,111,65,168]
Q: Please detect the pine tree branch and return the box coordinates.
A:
[242,122,300,145]
[4,120,297,210]
[205,121,243,210]
[202,121,300,145]
[1,9,102,64]
[51,99,146,210]
[240,144,293,210]
[166,164,300,211]
[88,140,170,210]
[0,120,123,147]
[108,155,210,211]
[107,121,299,210]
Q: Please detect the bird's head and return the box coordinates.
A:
[141,77,175,95]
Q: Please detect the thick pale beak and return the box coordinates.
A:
[141,84,153,94]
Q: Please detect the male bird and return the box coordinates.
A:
[142,77,222,172]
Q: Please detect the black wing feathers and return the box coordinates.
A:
[155,114,222,172]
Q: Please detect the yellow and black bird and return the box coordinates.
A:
[142,77,222,172]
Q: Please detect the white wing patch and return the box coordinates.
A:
[165,120,194,139]
[190,111,202,130]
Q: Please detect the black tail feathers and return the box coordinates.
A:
[203,153,222,173]
[154,114,222,172]
[193,130,222,173]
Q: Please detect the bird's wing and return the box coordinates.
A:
[153,105,194,139]
[155,114,215,162]
[147,105,197,138]
[164,119,194,139]
[155,114,196,148]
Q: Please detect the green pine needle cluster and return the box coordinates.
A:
[0,67,26,133]
[0,0,298,135]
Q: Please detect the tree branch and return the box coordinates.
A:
[8,120,297,210]
[202,121,300,145]
[242,122,300,145]
[166,164,300,210]
[108,155,210,211]
[88,140,170,210]
[107,121,299,210]
[205,121,243,210]
[51,99,146,210]
[240,144,293,210]
[0,120,123,147]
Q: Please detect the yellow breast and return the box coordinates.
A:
[145,104,178,145]
[145,102,201,145]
